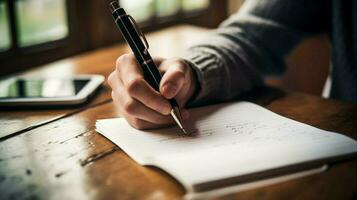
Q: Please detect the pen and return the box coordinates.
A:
[109,1,187,134]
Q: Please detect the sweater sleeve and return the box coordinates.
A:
[184,0,330,106]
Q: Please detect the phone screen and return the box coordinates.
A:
[0,78,90,98]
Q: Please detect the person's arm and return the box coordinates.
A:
[108,0,329,129]
[185,0,330,106]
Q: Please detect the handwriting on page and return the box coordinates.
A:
[154,118,335,153]
[224,121,332,142]
[96,102,355,162]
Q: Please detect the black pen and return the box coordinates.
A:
[109,1,187,134]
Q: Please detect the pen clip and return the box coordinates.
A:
[127,15,149,54]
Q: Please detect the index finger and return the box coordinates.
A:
[116,54,171,115]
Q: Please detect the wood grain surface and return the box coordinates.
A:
[0,25,356,200]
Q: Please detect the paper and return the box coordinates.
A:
[96,102,357,192]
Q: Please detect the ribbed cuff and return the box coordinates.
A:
[182,50,223,107]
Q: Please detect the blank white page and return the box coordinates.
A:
[96,102,357,190]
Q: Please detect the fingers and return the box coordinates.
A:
[125,117,170,130]
[115,54,171,115]
[111,87,174,125]
[124,76,171,115]
[108,54,176,130]
[108,54,196,130]
[159,58,189,99]
[115,53,143,83]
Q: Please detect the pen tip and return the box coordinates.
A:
[182,128,188,134]
[170,108,188,134]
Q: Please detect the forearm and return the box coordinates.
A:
[183,0,329,106]
[183,38,264,106]
[183,14,294,106]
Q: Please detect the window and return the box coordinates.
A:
[156,0,180,17]
[1,0,227,76]
[121,0,155,23]
[15,0,69,47]
[0,1,11,52]
[182,0,209,11]
[0,0,76,76]
[120,0,211,23]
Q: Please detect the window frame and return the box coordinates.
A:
[0,0,227,77]
[0,0,84,76]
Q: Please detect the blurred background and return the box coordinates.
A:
[0,0,330,96]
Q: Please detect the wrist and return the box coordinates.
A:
[182,59,201,106]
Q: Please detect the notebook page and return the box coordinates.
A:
[96,102,357,189]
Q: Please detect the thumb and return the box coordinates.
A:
[160,61,187,99]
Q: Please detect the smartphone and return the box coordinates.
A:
[0,75,105,108]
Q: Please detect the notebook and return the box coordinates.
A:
[96,102,357,199]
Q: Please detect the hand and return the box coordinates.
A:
[108,53,197,129]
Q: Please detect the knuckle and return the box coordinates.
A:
[168,59,187,76]
[123,99,137,114]
[118,54,132,64]
[174,69,185,79]
[172,57,185,64]
[126,78,142,95]
[172,58,187,67]
[107,72,115,86]
[115,59,123,72]
[130,118,144,129]
[116,54,131,70]
[111,91,117,102]
[116,57,122,68]
[152,114,169,125]
[146,94,161,108]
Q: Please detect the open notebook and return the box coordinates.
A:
[96,102,357,199]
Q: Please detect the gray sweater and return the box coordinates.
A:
[185,0,357,105]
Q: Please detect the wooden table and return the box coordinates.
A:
[0,25,356,200]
